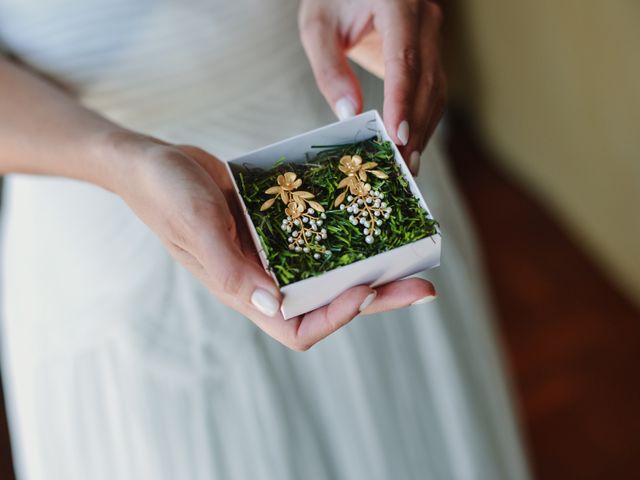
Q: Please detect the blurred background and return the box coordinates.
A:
[0,1,639,478]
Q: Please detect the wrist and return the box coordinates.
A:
[94,128,170,196]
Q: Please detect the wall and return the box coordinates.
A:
[450,0,640,305]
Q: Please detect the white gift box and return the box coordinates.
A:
[225,110,441,319]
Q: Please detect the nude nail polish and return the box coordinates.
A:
[335,97,356,121]
[359,290,378,312]
[397,120,410,146]
[412,295,437,305]
[251,289,280,316]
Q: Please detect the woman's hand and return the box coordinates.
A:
[0,54,436,352]
[111,134,436,351]
[299,0,446,176]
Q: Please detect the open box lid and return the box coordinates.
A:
[226,110,441,318]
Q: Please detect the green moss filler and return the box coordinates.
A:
[234,137,438,286]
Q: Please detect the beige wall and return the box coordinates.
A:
[452,1,640,305]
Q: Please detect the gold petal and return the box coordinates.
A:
[351,155,363,165]
[265,186,281,194]
[334,190,347,207]
[294,191,314,199]
[277,174,285,186]
[308,200,325,212]
[359,170,368,181]
[361,162,378,170]
[292,178,302,189]
[284,171,297,183]
[337,177,351,189]
[260,197,276,211]
[339,155,351,165]
[370,170,389,179]
[281,190,289,204]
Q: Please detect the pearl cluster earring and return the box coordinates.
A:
[261,172,327,259]
[333,155,391,244]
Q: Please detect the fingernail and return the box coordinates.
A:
[359,290,377,312]
[410,151,421,176]
[397,120,410,146]
[251,289,280,316]
[412,294,437,305]
[335,97,356,121]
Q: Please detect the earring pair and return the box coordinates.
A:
[260,157,392,257]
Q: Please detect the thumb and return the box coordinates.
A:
[299,13,363,120]
[198,213,282,318]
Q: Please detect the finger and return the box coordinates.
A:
[280,285,375,351]
[177,144,263,263]
[376,1,423,147]
[402,2,445,175]
[193,199,282,318]
[347,29,385,79]
[299,9,363,120]
[404,71,445,176]
[359,277,437,315]
[415,79,446,176]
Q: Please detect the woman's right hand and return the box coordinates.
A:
[107,133,436,351]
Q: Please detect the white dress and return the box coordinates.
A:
[0,1,529,479]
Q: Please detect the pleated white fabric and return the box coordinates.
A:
[0,1,530,479]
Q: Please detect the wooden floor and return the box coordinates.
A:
[446,115,640,479]
[0,117,638,479]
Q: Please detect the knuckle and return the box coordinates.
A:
[386,46,420,76]
[325,313,342,334]
[289,339,313,352]
[403,47,420,72]
[421,71,436,90]
[298,10,329,38]
[316,63,344,86]
[217,269,244,297]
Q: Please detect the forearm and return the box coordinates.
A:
[0,55,139,192]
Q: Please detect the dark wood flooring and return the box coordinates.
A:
[0,116,638,479]
[446,115,640,479]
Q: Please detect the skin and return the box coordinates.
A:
[299,0,447,175]
[0,1,443,351]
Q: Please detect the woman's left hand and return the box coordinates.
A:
[299,0,446,176]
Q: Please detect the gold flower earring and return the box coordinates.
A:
[261,171,327,258]
[334,154,391,244]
